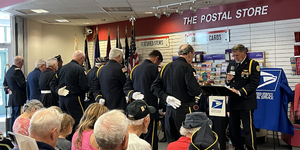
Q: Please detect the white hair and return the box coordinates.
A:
[23,99,44,113]
[179,126,201,136]
[46,57,58,68]
[94,110,128,150]
[127,114,149,126]
[109,48,123,59]
[29,108,63,137]
[35,59,46,68]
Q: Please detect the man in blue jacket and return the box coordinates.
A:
[26,59,46,100]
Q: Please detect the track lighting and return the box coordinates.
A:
[164,7,171,17]
[152,0,197,18]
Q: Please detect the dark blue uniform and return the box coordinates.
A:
[151,57,201,143]
[124,59,160,150]
[93,60,126,110]
[26,68,42,100]
[3,65,27,130]
[86,66,99,107]
[226,56,260,150]
[50,60,88,140]
[39,68,58,107]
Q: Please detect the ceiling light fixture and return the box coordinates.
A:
[55,19,70,23]
[163,6,171,17]
[189,1,197,13]
[155,8,161,19]
[30,9,49,13]
[152,0,196,18]
[176,3,183,15]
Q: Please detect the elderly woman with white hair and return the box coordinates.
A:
[167,112,212,150]
[12,100,44,136]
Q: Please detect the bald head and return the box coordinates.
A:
[72,50,85,66]
[14,56,24,68]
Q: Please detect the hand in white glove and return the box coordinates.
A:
[99,98,105,105]
[58,86,69,96]
[132,92,144,100]
[166,96,181,109]
[126,97,129,103]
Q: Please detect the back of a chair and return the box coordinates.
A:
[7,131,18,147]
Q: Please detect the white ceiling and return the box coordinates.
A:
[0,0,248,26]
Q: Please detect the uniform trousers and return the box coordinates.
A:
[10,106,21,131]
[229,109,257,150]
[142,119,158,150]
[59,94,85,141]
[165,102,196,143]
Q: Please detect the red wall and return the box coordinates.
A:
[0,0,29,9]
[88,0,300,41]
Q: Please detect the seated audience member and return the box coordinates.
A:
[13,100,43,136]
[72,103,109,150]
[12,107,63,150]
[167,112,212,150]
[188,118,220,150]
[56,114,74,150]
[94,110,129,150]
[0,131,14,150]
[126,100,156,150]
[49,106,63,113]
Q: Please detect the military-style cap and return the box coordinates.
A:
[55,55,62,62]
[182,112,212,129]
[126,100,156,120]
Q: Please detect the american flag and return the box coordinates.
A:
[106,28,111,57]
[128,20,139,72]
[94,29,100,66]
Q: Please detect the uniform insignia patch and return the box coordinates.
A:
[256,65,260,72]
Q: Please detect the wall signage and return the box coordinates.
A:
[186,29,229,44]
[136,36,169,48]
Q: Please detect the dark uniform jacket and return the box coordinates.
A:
[50,60,88,96]
[3,65,27,106]
[124,59,160,119]
[39,68,59,106]
[86,66,99,100]
[151,57,201,104]
[26,68,42,100]
[226,56,260,110]
[93,60,126,110]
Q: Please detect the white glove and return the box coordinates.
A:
[99,98,105,105]
[166,96,181,109]
[126,96,129,103]
[132,92,144,100]
[58,86,69,96]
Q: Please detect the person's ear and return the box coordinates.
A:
[121,133,129,150]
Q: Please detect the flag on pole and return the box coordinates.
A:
[106,28,111,57]
[74,34,78,51]
[128,18,139,73]
[94,28,100,65]
[83,37,91,71]
[124,26,130,70]
[116,26,122,49]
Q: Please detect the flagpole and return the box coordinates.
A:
[129,16,136,73]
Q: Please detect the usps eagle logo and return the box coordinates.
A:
[257,70,280,92]
[212,99,223,109]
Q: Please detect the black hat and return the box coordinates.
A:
[182,112,212,129]
[95,57,105,63]
[126,100,156,120]
[55,55,62,62]
[188,121,220,150]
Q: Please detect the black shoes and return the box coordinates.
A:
[159,137,167,142]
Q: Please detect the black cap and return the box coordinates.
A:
[126,100,156,120]
[55,55,62,62]
[182,112,212,129]
[188,121,220,150]
[95,57,105,63]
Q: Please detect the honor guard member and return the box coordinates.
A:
[26,59,46,100]
[93,48,126,110]
[3,56,27,131]
[226,44,260,150]
[39,57,59,107]
[151,44,201,143]
[86,57,105,107]
[55,54,63,73]
[124,50,163,150]
[50,50,89,140]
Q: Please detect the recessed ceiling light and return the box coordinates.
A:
[100,19,108,21]
[145,12,153,14]
[30,9,49,13]
[121,15,129,18]
[55,19,70,23]
[83,23,90,24]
